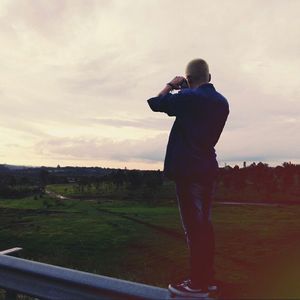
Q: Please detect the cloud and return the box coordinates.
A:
[217,114,300,164]
[0,0,299,167]
[85,117,172,131]
[35,134,168,163]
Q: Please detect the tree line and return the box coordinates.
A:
[216,162,300,202]
[0,162,299,203]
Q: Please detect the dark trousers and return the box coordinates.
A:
[175,180,215,287]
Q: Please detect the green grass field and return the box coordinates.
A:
[1,188,300,299]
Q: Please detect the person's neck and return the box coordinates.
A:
[190,81,208,89]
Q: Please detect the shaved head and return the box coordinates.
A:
[185,58,210,83]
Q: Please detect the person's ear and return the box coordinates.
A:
[186,75,192,84]
[208,73,211,82]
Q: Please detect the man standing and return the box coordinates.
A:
[147,59,229,298]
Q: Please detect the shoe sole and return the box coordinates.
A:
[208,285,218,292]
[168,284,209,298]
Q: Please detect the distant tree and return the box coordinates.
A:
[94,176,102,192]
[111,169,126,188]
[263,172,278,201]
[281,162,296,192]
[39,168,49,187]
[8,175,17,187]
[144,171,163,189]
[127,170,143,189]
[249,162,269,193]
[274,166,284,192]
[77,176,89,193]
[20,176,30,185]
[220,166,233,189]
[232,167,246,190]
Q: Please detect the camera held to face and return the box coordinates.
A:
[180,78,189,89]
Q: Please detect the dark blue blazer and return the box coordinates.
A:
[147,83,229,182]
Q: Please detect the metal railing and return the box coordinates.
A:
[0,248,22,256]
[0,253,213,300]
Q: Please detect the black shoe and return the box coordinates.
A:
[168,279,209,298]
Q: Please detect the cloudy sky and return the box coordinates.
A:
[0,0,299,169]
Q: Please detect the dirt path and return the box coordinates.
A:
[45,189,70,200]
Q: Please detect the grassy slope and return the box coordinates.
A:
[0,195,300,299]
